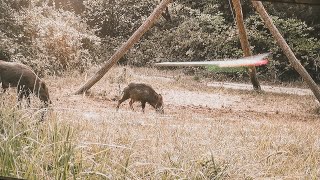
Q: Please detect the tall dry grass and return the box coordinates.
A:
[0,84,229,179]
[0,66,320,179]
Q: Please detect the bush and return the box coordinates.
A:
[246,15,320,82]
[20,4,100,74]
[125,5,243,67]
[125,5,320,83]
[1,2,101,76]
[0,0,25,61]
[1,0,319,83]
[83,0,157,38]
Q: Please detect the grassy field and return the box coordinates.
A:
[1,66,320,179]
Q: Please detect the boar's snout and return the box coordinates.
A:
[155,94,164,114]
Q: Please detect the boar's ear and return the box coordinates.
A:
[158,93,163,99]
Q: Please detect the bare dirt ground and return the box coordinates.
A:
[36,66,320,178]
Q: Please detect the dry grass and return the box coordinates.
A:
[1,65,320,179]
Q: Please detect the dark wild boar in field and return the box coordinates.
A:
[116,83,164,113]
[0,60,51,107]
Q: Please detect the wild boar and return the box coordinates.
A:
[116,83,164,113]
[0,60,51,107]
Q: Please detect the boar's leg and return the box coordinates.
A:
[129,99,135,111]
[38,98,50,122]
[17,86,31,107]
[141,101,146,113]
[17,88,24,108]
[1,81,9,93]
[39,103,48,122]
[116,101,122,110]
[17,86,23,101]
[25,91,31,107]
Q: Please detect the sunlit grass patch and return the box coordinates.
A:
[0,97,79,179]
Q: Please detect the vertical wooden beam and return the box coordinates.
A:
[232,0,262,91]
[252,1,320,102]
[75,0,172,94]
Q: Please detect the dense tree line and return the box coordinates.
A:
[0,0,319,82]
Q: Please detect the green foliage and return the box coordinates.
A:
[109,2,319,82]
[126,6,243,67]
[0,2,101,75]
[263,3,320,31]
[83,0,157,37]
[207,66,246,73]
[19,5,100,74]
[246,15,320,82]
[0,0,25,61]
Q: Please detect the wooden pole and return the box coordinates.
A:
[75,0,172,94]
[252,1,320,102]
[232,0,262,91]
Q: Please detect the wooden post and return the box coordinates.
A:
[75,0,172,94]
[252,1,320,102]
[232,0,262,91]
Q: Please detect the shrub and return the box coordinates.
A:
[1,0,319,83]
[246,15,320,82]
[0,0,25,61]
[1,2,101,75]
[125,5,243,67]
[20,4,100,74]
[83,0,157,38]
[125,5,320,82]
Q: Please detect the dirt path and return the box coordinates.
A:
[207,82,313,96]
[42,66,320,123]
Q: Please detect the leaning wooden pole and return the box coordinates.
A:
[232,0,261,91]
[251,1,320,102]
[75,0,172,94]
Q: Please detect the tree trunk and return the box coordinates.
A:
[75,0,172,94]
[252,1,320,102]
[232,0,261,91]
